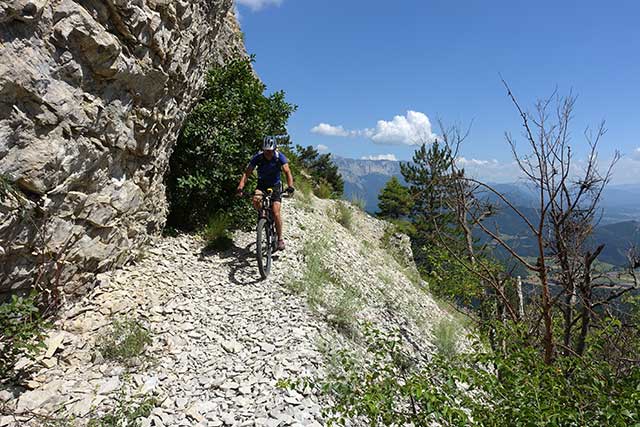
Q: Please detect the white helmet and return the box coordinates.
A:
[262,136,277,151]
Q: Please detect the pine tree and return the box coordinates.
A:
[377,176,412,220]
[294,145,344,197]
[400,140,457,270]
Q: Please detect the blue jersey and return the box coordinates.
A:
[248,151,288,188]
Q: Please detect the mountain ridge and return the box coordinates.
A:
[335,156,640,265]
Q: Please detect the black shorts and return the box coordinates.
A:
[255,186,282,203]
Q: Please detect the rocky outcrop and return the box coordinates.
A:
[0,0,246,293]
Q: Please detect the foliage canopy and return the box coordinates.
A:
[166,57,296,231]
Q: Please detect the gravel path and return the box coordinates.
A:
[1,211,328,426]
[1,197,449,426]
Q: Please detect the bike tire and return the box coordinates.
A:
[256,218,272,279]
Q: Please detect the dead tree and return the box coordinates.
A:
[459,82,619,364]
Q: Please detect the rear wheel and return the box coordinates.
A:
[256,218,272,279]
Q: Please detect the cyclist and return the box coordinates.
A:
[236,136,295,251]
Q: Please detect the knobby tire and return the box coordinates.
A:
[257,218,272,279]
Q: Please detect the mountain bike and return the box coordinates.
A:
[255,188,288,279]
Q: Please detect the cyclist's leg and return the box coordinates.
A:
[272,201,283,241]
[253,189,263,211]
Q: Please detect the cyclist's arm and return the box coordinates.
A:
[237,166,254,191]
[282,163,294,188]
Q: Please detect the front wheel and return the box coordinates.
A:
[256,218,272,279]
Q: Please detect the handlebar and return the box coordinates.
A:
[236,188,294,199]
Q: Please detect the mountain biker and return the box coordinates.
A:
[236,136,295,251]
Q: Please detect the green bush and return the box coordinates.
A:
[326,287,359,338]
[96,319,151,366]
[166,56,296,232]
[289,239,335,308]
[202,212,233,250]
[349,194,366,211]
[314,180,333,199]
[294,145,344,197]
[334,202,353,230]
[0,292,48,381]
[432,318,459,358]
[88,393,158,427]
[286,324,640,427]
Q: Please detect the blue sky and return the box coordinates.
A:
[236,0,640,183]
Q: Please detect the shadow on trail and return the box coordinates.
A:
[200,241,264,286]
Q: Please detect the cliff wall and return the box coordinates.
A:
[0,0,246,293]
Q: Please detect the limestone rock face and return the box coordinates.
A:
[0,0,246,293]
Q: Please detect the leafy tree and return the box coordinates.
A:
[377,176,412,220]
[166,57,296,231]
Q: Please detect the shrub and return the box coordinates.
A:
[334,202,353,230]
[326,287,359,337]
[314,180,333,199]
[285,324,640,427]
[432,318,459,358]
[349,194,366,211]
[202,212,233,250]
[166,56,296,232]
[290,239,335,308]
[289,238,361,337]
[294,145,344,197]
[96,319,151,366]
[0,292,48,381]
[88,392,158,427]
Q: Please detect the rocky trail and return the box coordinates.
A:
[1,197,450,426]
[2,208,329,426]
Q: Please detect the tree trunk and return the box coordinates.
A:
[562,283,576,355]
[516,276,525,320]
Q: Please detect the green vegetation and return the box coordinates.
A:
[96,319,152,366]
[202,212,233,250]
[334,202,353,231]
[87,391,158,427]
[288,238,335,308]
[286,324,640,427]
[377,176,412,220]
[293,145,344,198]
[349,194,366,211]
[325,287,359,338]
[0,292,48,380]
[166,56,296,232]
[432,318,459,358]
[289,238,360,337]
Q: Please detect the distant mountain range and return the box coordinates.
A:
[333,156,402,214]
[335,156,640,266]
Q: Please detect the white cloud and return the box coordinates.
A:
[311,123,350,137]
[610,151,640,184]
[454,153,640,185]
[456,157,499,167]
[310,111,436,145]
[316,144,329,152]
[455,157,522,183]
[369,111,436,145]
[236,0,282,11]
[361,154,398,161]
